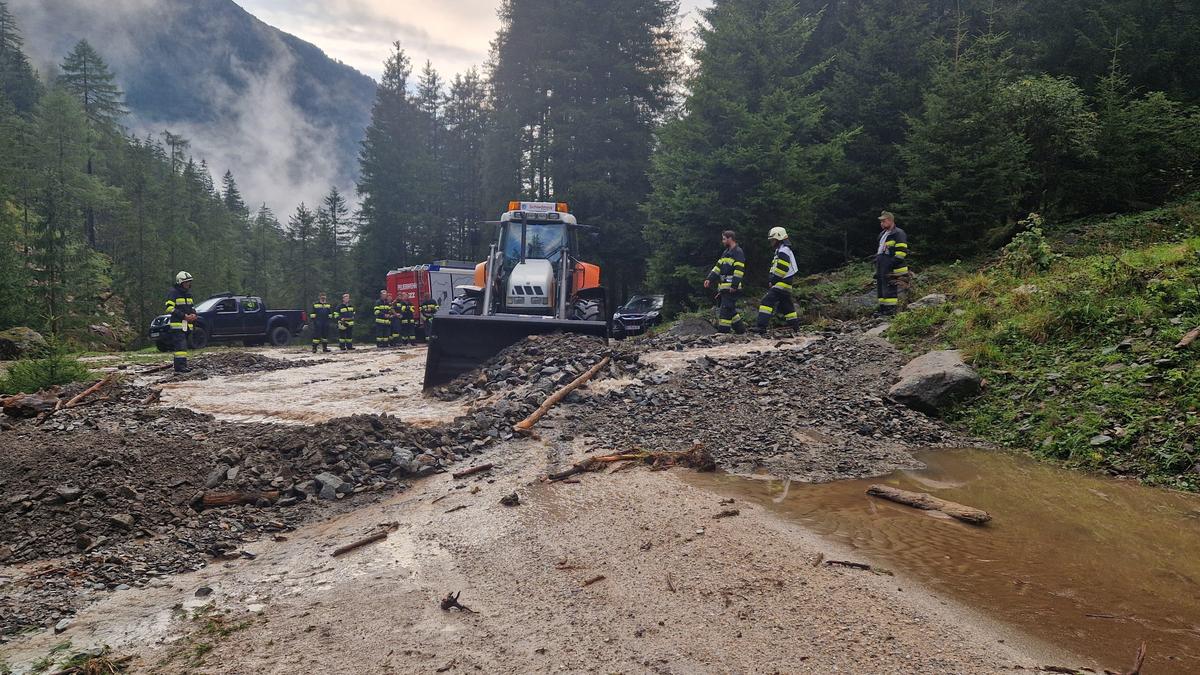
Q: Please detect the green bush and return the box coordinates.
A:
[0,343,93,395]
[1000,213,1058,275]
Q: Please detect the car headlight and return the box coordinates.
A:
[646,311,660,319]
[612,314,620,321]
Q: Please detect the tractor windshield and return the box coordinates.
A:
[502,221,567,264]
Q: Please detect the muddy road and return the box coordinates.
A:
[2,330,1182,673]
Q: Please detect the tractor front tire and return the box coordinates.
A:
[570,298,605,323]
[449,294,483,316]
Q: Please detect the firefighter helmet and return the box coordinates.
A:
[767,227,788,242]
[176,271,193,284]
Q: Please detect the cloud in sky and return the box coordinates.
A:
[238,0,712,80]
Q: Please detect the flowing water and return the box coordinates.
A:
[685,448,1200,673]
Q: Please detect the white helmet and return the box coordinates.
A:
[176,271,193,284]
[767,227,788,242]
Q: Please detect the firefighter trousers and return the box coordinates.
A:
[312,320,330,349]
[756,286,799,330]
[717,291,746,334]
[170,328,188,372]
[338,324,354,349]
[876,274,899,314]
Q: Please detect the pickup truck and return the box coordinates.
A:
[149,294,308,351]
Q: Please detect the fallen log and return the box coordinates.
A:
[1176,326,1200,350]
[546,444,716,482]
[200,490,280,508]
[63,373,119,410]
[866,484,991,524]
[331,529,388,557]
[452,463,494,479]
[1,391,60,418]
[514,356,610,432]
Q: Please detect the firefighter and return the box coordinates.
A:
[422,295,441,338]
[165,271,197,373]
[704,229,747,334]
[392,295,416,347]
[333,293,355,350]
[373,290,393,348]
[311,292,333,353]
[754,227,800,333]
[875,211,910,315]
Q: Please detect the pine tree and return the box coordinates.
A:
[645,0,849,305]
[443,69,490,260]
[898,33,1032,257]
[0,1,38,115]
[318,186,350,293]
[220,170,248,219]
[287,202,318,308]
[58,40,127,131]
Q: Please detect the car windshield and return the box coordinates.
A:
[193,297,227,312]
[503,222,566,263]
[622,296,662,312]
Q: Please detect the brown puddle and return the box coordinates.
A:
[684,448,1200,673]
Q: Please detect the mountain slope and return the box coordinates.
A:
[7,0,375,209]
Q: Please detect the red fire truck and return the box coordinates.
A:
[385,261,477,339]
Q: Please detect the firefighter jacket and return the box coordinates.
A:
[334,303,355,327]
[706,245,746,292]
[312,301,333,323]
[420,299,439,320]
[768,242,799,290]
[394,300,416,323]
[165,284,195,331]
[875,226,910,277]
[373,301,392,324]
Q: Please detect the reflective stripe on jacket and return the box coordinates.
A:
[706,245,746,291]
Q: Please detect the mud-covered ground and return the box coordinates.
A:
[0,328,1070,673]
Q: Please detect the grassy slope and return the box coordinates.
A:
[811,198,1200,489]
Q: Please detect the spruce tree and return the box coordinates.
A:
[58,40,127,131]
[898,33,1032,257]
[443,69,489,260]
[645,0,849,305]
[0,1,38,115]
[220,170,248,219]
[287,203,318,308]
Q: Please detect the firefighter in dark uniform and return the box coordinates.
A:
[875,211,910,315]
[704,229,747,334]
[755,227,800,333]
[373,290,393,348]
[392,296,416,347]
[333,293,355,350]
[420,297,439,340]
[165,271,197,373]
[311,292,332,353]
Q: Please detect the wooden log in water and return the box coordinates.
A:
[866,484,991,524]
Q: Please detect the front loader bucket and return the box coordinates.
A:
[423,314,609,389]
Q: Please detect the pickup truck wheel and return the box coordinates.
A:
[269,325,291,347]
[189,327,209,350]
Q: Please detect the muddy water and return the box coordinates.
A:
[637,335,820,373]
[685,449,1200,673]
[156,347,468,425]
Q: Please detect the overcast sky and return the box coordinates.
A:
[238,0,711,80]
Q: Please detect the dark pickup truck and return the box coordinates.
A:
[149,294,308,351]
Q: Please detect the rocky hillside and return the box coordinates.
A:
[7,0,375,207]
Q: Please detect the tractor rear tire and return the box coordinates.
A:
[449,294,483,316]
[571,298,605,323]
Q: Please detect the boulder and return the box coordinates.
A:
[0,327,47,360]
[909,294,947,309]
[888,350,981,415]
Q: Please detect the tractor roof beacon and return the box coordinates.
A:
[421,201,609,388]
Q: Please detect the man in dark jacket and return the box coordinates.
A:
[312,292,333,353]
[875,211,910,315]
[704,230,747,334]
[333,293,355,350]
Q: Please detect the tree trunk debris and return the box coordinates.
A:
[712,509,740,519]
[63,373,119,410]
[582,574,606,587]
[452,463,494,479]
[200,490,280,508]
[866,484,992,524]
[514,356,610,432]
[546,443,716,482]
[825,559,872,571]
[331,529,389,557]
[1,391,59,418]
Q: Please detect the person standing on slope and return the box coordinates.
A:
[704,229,747,334]
[311,292,333,353]
[333,293,356,350]
[875,211,910,315]
[754,227,800,334]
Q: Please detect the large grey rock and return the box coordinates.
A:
[204,464,231,489]
[0,327,47,360]
[888,350,981,415]
[909,294,947,309]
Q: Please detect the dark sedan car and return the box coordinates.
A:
[612,294,665,338]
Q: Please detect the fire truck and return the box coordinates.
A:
[385,261,477,339]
